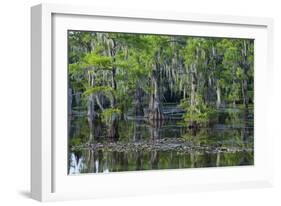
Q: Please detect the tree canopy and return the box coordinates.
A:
[68,30,254,140]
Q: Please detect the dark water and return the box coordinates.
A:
[68,106,254,174]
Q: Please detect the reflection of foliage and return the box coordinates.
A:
[219,151,254,166]
[181,129,209,146]
[69,133,89,149]
[69,118,91,147]
[117,120,135,142]
[181,126,253,150]
[69,148,253,174]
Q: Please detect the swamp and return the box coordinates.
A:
[67,31,254,174]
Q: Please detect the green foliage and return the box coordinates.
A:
[83,86,114,96]
[179,99,216,123]
[101,108,121,124]
[181,130,209,146]
[69,137,82,147]
[68,31,254,128]
[83,53,112,70]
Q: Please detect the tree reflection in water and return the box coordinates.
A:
[68,107,253,174]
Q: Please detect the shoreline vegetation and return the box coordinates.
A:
[68,31,254,174]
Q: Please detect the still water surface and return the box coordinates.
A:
[68,106,254,174]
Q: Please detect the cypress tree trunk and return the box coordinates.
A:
[107,42,119,140]
[190,64,199,128]
[107,118,119,140]
[87,93,95,142]
[87,70,96,142]
[216,82,221,108]
[241,40,249,109]
[190,69,197,108]
[149,122,162,140]
[133,119,141,141]
[134,84,143,116]
[241,79,249,109]
[87,94,95,118]
[68,87,72,116]
[148,63,164,121]
[107,94,119,140]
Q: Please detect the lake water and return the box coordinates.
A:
[68,106,254,174]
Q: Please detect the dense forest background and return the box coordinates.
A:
[68,31,254,142]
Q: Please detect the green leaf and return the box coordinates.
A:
[83,86,114,96]
[83,53,112,69]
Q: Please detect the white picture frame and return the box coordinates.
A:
[31,3,274,202]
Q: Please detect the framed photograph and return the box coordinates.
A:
[31,3,274,201]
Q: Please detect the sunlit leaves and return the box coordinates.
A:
[83,86,114,96]
[83,53,112,70]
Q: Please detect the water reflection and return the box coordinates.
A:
[68,107,254,174]
[69,150,253,174]
[69,153,83,175]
